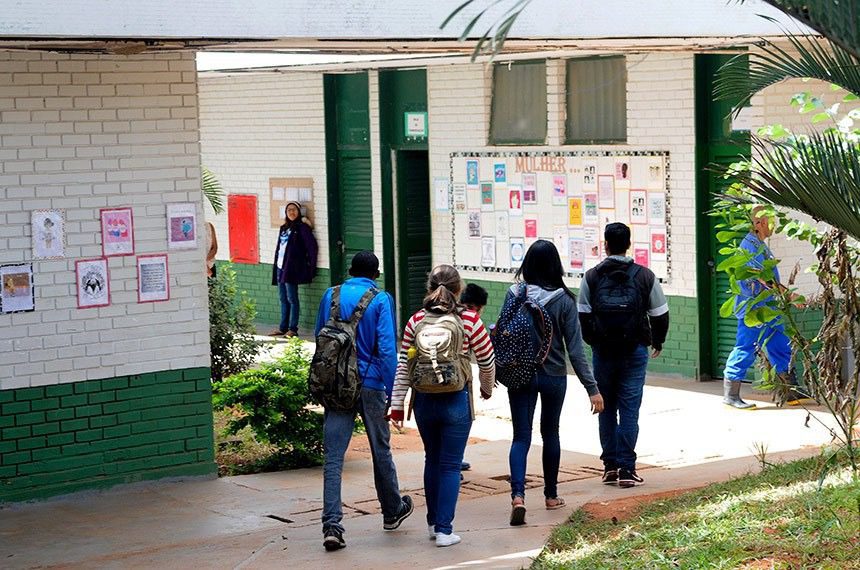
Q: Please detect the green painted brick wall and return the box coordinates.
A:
[0,367,216,503]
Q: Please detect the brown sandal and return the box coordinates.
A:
[545,497,566,510]
[510,497,526,526]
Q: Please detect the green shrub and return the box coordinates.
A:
[209,263,260,382]
[212,339,324,469]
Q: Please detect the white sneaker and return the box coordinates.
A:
[435,532,461,547]
[428,525,436,540]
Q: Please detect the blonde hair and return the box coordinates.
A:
[423,264,463,314]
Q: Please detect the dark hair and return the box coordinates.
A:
[515,239,575,299]
[423,264,462,314]
[349,251,379,279]
[460,283,488,309]
[604,222,631,255]
[282,201,303,230]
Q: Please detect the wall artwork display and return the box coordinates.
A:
[634,244,650,268]
[552,174,567,205]
[466,160,479,186]
[468,211,481,238]
[31,209,65,260]
[583,192,599,225]
[76,258,110,309]
[568,197,583,227]
[553,226,568,256]
[510,238,526,268]
[584,227,601,259]
[651,228,667,260]
[630,190,648,225]
[508,185,523,216]
[495,211,510,242]
[522,173,537,204]
[615,159,631,185]
[569,237,584,271]
[524,219,538,238]
[598,175,615,209]
[167,203,198,250]
[452,183,467,212]
[481,237,496,267]
[648,192,666,225]
[0,263,35,314]
[137,254,170,303]
[480,182,494,211]
[494,163,507,184]
[582,161,597,189]
[100,207,134,257]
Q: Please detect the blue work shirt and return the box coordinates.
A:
[736,232,781,318]
[314,277,398,398]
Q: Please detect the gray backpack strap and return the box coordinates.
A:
[348,287,379,325]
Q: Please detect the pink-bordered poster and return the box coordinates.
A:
[137,254,170,303]
[76,258,111,309]
[100,207,135,257]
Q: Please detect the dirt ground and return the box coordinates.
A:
[345,425,485,461]
[581,487,705,523]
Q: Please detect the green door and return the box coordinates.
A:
[695,54,751,378]
[324,73,373,283]
[396,150,432,325]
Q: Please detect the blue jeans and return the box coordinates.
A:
[278,282,299,333]
[413,389,472,535]
[593,345,649,471]
[724,319,791,381]
[322,387,402,534]
[508,373,567,499]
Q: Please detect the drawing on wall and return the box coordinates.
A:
[634,245,650,268]
[525,219,538,238]
[137,254,169,303]
[615,160,630,182]
[522,173,537,204]
[510,238,526,267]
[468,210,481,238]
[508,185,523,216]
[648,192,666,224]
[76,258,110,309]
[480,182,494,211]
[582,162,597,189]
[552,174,567,205]
[630,190,648,225]
[31,209,65,260]
[568,198,583,227]
[453,183,467,212]
[167,203,198,250]
[100,207,134,257]
[494,163,506,184]
[0,263,35,314]
[481,237,496,267]
[584,227,601,259]
[495,211,510,242]
[466,160,479,186]
[598,175,615,209]
[569,238,584,271]
[651,228,667,259]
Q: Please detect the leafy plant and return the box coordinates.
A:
[212,339,324,469]
[209,263,260,382]
[202,166,225,215]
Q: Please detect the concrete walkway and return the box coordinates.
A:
[0,374,837,570]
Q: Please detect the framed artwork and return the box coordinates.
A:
[167,203,198,250]
[466,160,479,186]
[630,190,648,225]
[0,263,35,314]
[76,258,110,309]
[100,207,135,257]
[31,209,65,259]
[137,254,170,303]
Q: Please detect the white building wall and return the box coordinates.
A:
[197,72,330,269]
[0,51,209,390]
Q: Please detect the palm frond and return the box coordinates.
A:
[441,0,533,60]
[202,167,225,215]
[735,132,860,240]
[715,33,860,112]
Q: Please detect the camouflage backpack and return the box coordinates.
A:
[308,286,379,411]
[408,311,472,393]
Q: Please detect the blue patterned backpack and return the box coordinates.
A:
[492,284,557,392]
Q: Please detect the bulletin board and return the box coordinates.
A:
[269,177,315,228]
[450,151,670,281]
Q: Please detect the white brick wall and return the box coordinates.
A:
[0,51,209,390]
[197,72,329,269]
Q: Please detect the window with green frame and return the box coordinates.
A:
[490,60,547,145]
[566,56,627,144]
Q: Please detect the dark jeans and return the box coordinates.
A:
[413,389,472,535]
[593,345,649,471]
[508,373,567,499]
[322,388,402,534]
[278,281,299,333]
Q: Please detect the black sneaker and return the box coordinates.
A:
[602,468,618,485]
[617,469,644,488]
[323,528,345,551]
[383,495,414,530]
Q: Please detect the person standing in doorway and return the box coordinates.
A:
[579,223,669,489]
[271,201,318,337]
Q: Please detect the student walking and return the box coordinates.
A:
[271,201,318,337]
[495,240,603,526]
[311,251,413,552]
[578,223,669,489]
[390,265,495,547]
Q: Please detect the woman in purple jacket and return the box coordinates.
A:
[270,202,318,337]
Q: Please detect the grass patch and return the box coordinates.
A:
[534,456,860,569]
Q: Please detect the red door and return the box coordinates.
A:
[228,194,259,264]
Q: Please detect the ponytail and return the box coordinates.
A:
[423,265,463,314]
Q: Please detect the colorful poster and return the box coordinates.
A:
[467,210,481,238]
[495,211,510,242]
[31,209,65,260]
[598,175,615,209]
[522,173,537,204]
[552,174,567,205]
[569,238,585,271]
[634,245,650,268]
[648,192,666,225]
[615,159,631,184]
[568,198,583,227]
[137,254,169,303]
[583,193,599,225]
[76,258,110,309]
[553,226,568,256]
[494,163,507,184]
[582,161,597,189]
[480,182,494,211]
[584,227,601,259]
[524,219,538,238]
[630,190,648,225]
[508,185,523,216]
[510,238,526,268]
[167,203,198,250]
[452,183,467,212]
[466,160,479,186]
[481,237,496,267]
[651,228,667,259]
[100,207,135,257]
[0,263,35,313]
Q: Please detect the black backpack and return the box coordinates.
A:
[308,286,378,411]
[589,264,644,351]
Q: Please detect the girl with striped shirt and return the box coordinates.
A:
[390,265,495,547]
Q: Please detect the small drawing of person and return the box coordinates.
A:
[180,218,193,239]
